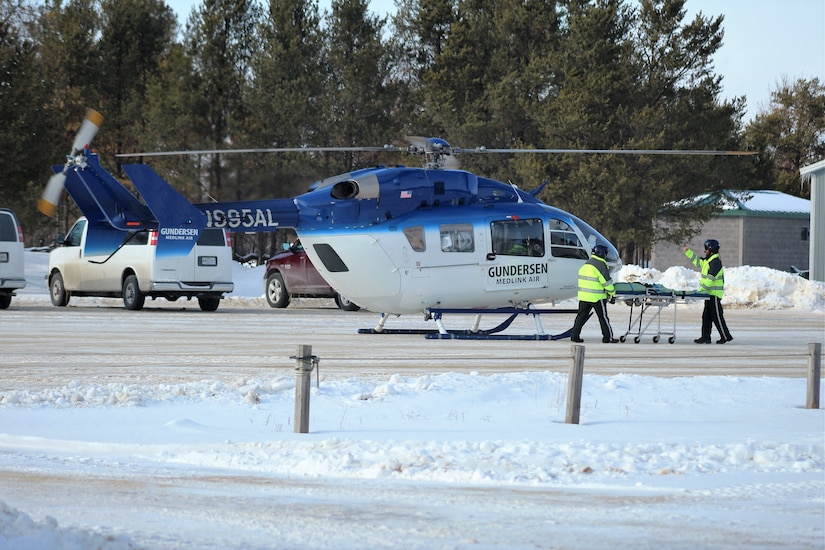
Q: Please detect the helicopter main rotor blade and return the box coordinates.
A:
[116,146,408,158]
[457,148,757,156]
[115,138,757,164]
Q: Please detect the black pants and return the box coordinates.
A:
[701,296,732,340]
[571,299,614,341]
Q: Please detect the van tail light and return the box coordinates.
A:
[224,230,231,246]
[16,225,23,242]
[149,230,158,246]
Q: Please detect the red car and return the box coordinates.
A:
[264,240,360,310]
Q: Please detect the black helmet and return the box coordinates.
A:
[591,244,609,258]
[704,239,720,253]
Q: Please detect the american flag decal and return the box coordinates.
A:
[400,190,412,199]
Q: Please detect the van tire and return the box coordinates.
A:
[122,275,145,310]
[0,294,10,309]
[50,272,70,307]
[198,295,221,312]
[265,272,290,308]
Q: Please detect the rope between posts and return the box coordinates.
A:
[286,352,814,362]
[290,354,320,388]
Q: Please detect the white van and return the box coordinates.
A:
[0,208,26,309]
[47,217,234,311]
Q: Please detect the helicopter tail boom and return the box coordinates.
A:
[195,199,300,232]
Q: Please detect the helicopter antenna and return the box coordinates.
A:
[508,181,523,203]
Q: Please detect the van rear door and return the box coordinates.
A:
[150,227,231,285]
[192,228,231,282]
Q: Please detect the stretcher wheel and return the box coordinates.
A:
[633,336,641,343]
[620,335,626,343]
[668,336,676,344]
[653,335,660,343]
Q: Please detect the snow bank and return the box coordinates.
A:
[2,372,822,486]
[617,264,825,310]
[0,500,137,550]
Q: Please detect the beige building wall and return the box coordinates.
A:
[651,215,810,272]
[741,216,811,270]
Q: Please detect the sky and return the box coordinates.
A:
[167,0,824,123]
[0,250,823,547]
[684,0,824,120]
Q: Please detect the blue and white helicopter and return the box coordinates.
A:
[41,110,750,339]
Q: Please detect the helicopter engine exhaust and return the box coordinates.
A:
[331,180,359,200]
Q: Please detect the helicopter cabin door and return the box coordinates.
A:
[485,217,549,295]
[545,217,590,295]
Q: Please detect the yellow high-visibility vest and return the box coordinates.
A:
[577,257,615,303]
[685,249,724,298]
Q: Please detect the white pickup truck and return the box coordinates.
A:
[47,217,234,311]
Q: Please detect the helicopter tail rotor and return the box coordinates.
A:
[39,109,104,216]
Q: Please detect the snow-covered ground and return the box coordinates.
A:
[1,250,823,549]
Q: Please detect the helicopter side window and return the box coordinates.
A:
[549,219,588,259]
[490,218,544,257]
[403,226,426,252]
[440,223,474,253]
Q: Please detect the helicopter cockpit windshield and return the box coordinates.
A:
[567,214,621,268]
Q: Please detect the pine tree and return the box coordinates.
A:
[0,0,64,242]
[184,0,261,197]
[320,0,395,171]
[242,0,327,200]
[745,77,825,199]
[97,0,177,165]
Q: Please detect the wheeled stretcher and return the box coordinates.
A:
[612,282,709,344]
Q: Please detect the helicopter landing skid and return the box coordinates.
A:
[358,307,578,340]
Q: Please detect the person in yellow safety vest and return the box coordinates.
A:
[571,244,618,343]
[684,239,733,344]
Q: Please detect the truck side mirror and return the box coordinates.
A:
[55,232,65,246]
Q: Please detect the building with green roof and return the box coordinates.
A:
[652,190,811,273]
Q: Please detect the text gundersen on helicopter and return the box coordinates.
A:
[160,227,199,241]
[488,263,548,286]
[204,208,280,230]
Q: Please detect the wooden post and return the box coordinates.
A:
[807,342,821,409]
[293,344,314,433]
[566,344,585,424]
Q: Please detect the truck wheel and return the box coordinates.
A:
[0,294,11,309]
[49,272,70,307]
[265,272,290,308]
[335,293,360,311]
[198,295,221,312]
[122,275,145,310]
